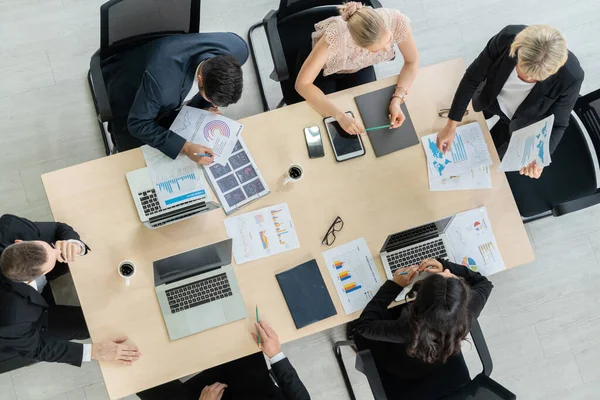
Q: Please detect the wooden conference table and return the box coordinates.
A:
[42,58,534,399]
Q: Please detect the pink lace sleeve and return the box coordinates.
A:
[385,9,411,43]
[311,16,346,76]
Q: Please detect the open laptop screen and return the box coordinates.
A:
[153,239,232,286]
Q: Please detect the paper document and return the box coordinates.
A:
[429,166,492,191]
[422,122,493,178]
[446,207,505,276]
[141,145,208,208]
[170,106,243,166]
[322,238,382,315]
[499,115,554,172]
[204,137,270,215]
[224,203,300,264]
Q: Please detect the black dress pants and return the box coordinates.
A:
[482,101,511,159]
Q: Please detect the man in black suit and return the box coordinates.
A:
[137,321,310,400]
[436,24,584,179]
[102,32,248,165]
[0,214,141,369]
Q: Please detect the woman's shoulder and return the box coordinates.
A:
[377,8,411,41]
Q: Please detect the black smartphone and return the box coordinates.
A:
[303,126,325,158]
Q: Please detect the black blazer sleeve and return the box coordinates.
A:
[354,280,409,343]
[271,358,311,400]
[448,27,514,122]
[548,69,584,153]
[5,322,83,367]
[127,71,187,160]
[440,259,494,318]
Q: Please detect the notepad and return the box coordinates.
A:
[275,259,337,329]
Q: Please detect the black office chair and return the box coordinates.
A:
[506,91,600,221]
[88,0,201,156]
[247,0,383,112]
[334,320,516,400]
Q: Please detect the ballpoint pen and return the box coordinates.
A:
[255,305,261,345]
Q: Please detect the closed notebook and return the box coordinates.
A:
[276,259,337,329]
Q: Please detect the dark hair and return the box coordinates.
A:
[0,242,48,282]
[406,274,471,364]
[201,55,243,107]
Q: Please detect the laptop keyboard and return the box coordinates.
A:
[137,189,195,217]
[387,238,448,274]
[166,273,233,314]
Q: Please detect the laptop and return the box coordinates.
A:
[379,216,455,301]
[153,239,247,341]
[126,167,220,229]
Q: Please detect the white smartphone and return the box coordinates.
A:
[323,112,366,162]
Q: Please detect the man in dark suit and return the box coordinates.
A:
[0,214,141,370]
[137,320,310,400]
[102,32,249,164]
[436,24,584,179]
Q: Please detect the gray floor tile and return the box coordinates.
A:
[484,325,545,373]
[40,388,87,400]
[19,160,71,203]
[527,206,600,249]
[0,171,28,210]
[83,382,110,400]
[411,23,466,67]
[0,372,18,400]
[574,344,600,384]
[545,380,600,400]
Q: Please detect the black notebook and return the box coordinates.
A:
[276,259,337,329]
[354,85,419,157]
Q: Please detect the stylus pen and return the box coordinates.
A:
[398,266,435,275]
[193,153,213,157]
[365,124,392,132]
[256,305,261,345]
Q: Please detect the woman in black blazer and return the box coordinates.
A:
[353,258,493,396]
[436,24,584,179]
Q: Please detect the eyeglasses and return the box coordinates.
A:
[438,109,469,118]
[322,216,344,246]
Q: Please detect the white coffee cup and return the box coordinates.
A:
[118,260,136,287]
[283,164,304,185]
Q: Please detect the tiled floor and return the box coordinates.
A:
[1,0,599,399]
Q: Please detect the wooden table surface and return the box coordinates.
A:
[42,58,534,399]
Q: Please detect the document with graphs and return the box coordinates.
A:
[499,115,554,172]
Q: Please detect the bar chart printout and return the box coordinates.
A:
[322,238,382,314]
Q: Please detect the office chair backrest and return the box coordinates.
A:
[100,0,200,58]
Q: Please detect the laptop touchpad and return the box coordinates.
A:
[187,302,227,332]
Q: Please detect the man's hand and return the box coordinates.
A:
[199,383,227,400]
[205,107,222,115]
[336,112,365,135]
[91,336,141,366]
[417,258,444,274]
[436,121,458,153]
[53,240,82,263]
[520,161,543,179]
[389,98,406,128]
[182,142,215,165]
[252,320,281,359]
[392,265,418,287]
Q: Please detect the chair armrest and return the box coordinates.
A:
[369,0,384,8]
[263,9,289,82]
[356,350,388,400]
[89,50,113,123]
[552,191,600,217]
[470,319,493,377]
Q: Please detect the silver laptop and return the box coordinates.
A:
[379,216,455,301]
[126,167,220,229]
[153,239,247,341]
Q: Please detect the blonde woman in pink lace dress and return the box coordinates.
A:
[295,2,419,135]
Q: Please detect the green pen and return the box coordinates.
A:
[365,124,392,132]
[255,305,261,345]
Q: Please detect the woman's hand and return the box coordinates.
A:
[418,258,444,274]
[520,161,543,179]
[393,265,419,287]
[389,98,406,128]
[336,112,365,135]
[436,121,457,154]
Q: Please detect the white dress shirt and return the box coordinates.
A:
[269,352,287,365]
[26,239,91,362]
[497,67,536,120]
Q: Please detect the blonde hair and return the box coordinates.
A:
[339,2,386,48]
[509,25,568,81]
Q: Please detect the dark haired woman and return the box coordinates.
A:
[353,258,493,397]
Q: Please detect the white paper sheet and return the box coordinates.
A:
[322,238,382,315]
[499,115,554,172]
[429,166,492,191]
[141,145,209,208]
[224,203,299,264]
[422,122,493,178]
[170,106,243,166]
[446,207,505,276]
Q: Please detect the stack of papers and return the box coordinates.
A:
[422,122,493,191]
[499,115,554,172]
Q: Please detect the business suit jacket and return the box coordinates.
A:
[354,260,493,379]
[102,32,249,159]
[270,357,311,400]
[0,214,89,366]
[448,25,584,153]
